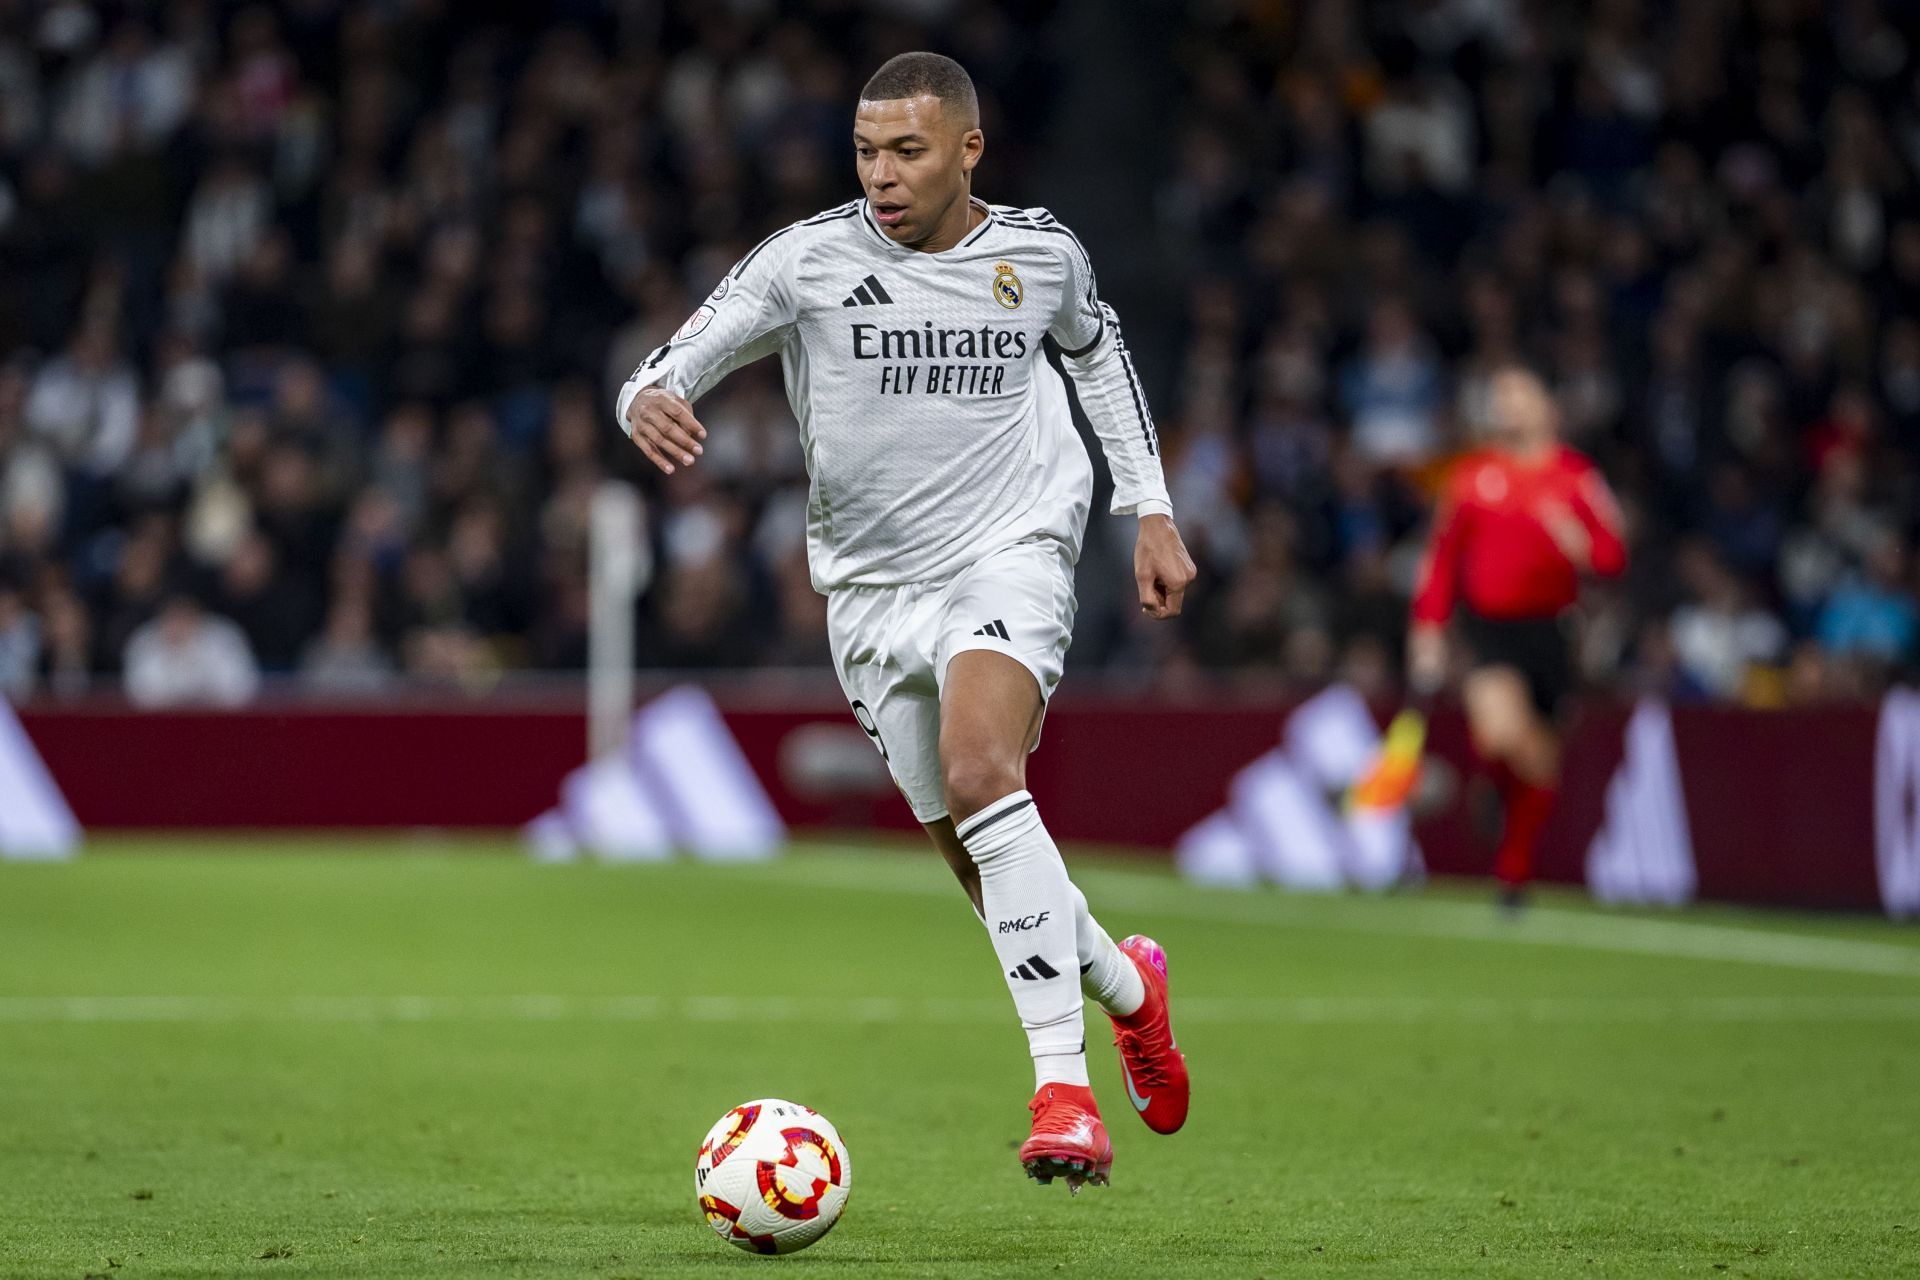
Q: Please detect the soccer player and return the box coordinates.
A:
[1408,365,1627,907]
[616,53,1194,1189]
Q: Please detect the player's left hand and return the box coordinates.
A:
[1135,514,1196,620]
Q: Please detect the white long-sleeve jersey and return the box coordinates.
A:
[616,198,1170,591]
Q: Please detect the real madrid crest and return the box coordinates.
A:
[992,261,1023,309]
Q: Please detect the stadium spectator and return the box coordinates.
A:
[1669,542,1791,701]
[123,592,260,708]
[44,597,85,692]
[0,575,38,697]
[214,529,321,672]
[24,324,138,478]
[0,1,1913,709]
[1339,298,1446,467]
[1817,532,1920,668]
[300,596,394,695]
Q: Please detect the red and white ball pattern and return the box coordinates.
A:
[694,1099,852,1255]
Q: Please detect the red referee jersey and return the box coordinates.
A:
[1411,445,1627,624]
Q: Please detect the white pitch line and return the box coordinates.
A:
[1142,888,1920,978]
[1,994,1917,1024]
[746,859,1920,979]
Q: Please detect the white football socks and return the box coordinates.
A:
[956,790,1089,1090]
[1070,883,1145,1019]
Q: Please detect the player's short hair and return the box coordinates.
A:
[860,52,979,128]
[1490,360,1552,391]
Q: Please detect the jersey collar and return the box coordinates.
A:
[859,197,998,255]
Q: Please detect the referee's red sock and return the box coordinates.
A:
[1493,778,1556,888]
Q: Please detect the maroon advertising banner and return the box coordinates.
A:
[11,692,1897,912]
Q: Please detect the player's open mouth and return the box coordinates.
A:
[872,203,906,226]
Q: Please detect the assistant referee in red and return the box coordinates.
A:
[1407,365,1627,905]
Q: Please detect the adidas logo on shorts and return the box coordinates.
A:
[972,619,1010,641]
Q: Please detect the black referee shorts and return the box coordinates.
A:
[1455,610,1573,720]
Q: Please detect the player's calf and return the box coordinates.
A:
[956,790,1089,1087]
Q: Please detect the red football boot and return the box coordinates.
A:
[1018,1083,1113,1192]
[1109,935,1190,1135]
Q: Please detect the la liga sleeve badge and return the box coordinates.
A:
[675,305,715,340]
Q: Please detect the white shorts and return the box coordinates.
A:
[827,538,1078,824]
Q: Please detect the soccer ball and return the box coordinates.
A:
[694,1099,852,1255]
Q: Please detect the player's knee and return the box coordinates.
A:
[1465,678,1526,756]
[941,754,1023,831]
[1467,702,1519,759]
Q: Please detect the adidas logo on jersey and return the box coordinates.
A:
[1008,955,1061,981]
[972,619,1010,641]
[840,274,894,307]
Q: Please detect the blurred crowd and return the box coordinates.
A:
[1157,0,1920,706]
[1,0,1919,709]
[0,0,1059,703]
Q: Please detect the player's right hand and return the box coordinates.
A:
[1407,623,1448,695]
[625,386,706,475]
[1135,514,1196,620]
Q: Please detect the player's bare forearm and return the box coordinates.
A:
[625,385,707,475]
[1134,514,1196,620]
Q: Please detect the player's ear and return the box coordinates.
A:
[960,128,983,174]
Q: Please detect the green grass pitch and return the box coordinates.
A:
[3,837,1918,1278]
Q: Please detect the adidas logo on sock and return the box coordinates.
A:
[972,619,1010,641]
[1008,955,1061,981]
[839,274,894,307]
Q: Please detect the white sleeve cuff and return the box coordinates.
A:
[614,379,643,438]
[1127,499,1174,520]
[616,371,683,438]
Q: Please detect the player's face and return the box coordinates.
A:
[853,94,983,247]
[1487,369,1557,452]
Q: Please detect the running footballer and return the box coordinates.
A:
[616,53,1195,1190]
[1408,365,1627,906]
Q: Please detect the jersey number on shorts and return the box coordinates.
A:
[850,699,889,761]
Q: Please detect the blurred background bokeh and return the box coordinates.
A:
[2,0,1919,710]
